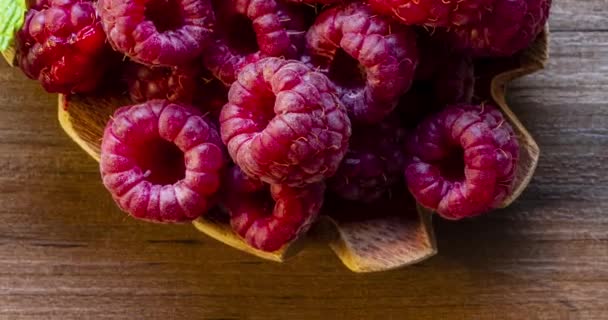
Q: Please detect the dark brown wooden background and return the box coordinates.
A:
[1,2,607,319]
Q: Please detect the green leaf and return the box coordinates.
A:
[0,0,27,51]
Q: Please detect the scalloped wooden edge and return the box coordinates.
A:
[57,95,101,162]
[494,27,548,207]
[320,205,437,273]
[2,46,16,67]
[3,26,548,272]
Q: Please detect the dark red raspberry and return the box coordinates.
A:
[100,100,226,223]
[98,0,215,66]
[414,33,475,106]
[16,0,109,93]
[224,178,325,252]
[306,2,419,123]
[368,0,494,27]
[405,104,519,220]
[441,0,551,56]
[222,165,265,195]
[124,63,197,103]
[202,0,308,85]
[433,55,475,106]
[324,186,417,222]
[328,116,407,203]
[284,0,343,4]
[27,0,50,10]
[220,58,352,187]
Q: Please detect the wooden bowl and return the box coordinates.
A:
[3,28,548,272]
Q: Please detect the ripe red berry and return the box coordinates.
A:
[220,57,352,187]
[441,0,551,56]
[98,0,216,66]
[202,0,308,85]
[306,2,419,123]
[414,32,475,106]
[329,116,407,203]
[405,104,519,220]
[368,0,494,27]
[16,0,110,93]
[223,173,325,252]
[100,100,226,223]
[124,63,197,104]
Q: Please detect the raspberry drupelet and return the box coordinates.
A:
[306,2,419,123]
[16,0,110,94]
[98,0,216,66]
[405,104,519,220]
[222,166,325,252]
[220,57,352,187]
[202,0,308,85]
[100,100,226,223]
[329,116,407,203]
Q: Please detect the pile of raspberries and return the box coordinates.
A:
[14,0,550,252]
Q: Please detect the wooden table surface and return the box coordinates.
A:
[1,2,607,319]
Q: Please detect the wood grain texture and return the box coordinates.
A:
[0,3,607,319]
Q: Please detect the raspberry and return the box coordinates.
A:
[433,55,475,106]
[306,3,419,123]
[441,0,551,56]
[368,0,494,27]
[284,0,343,4]
[222,165,265,194]
[16,0,110,93]
[124,62,197,103]
[98,0,215,66]
[220,57,351,187]
[225,178,325,252]
[202,0,308,85]
[328,116,407,203]
[414,33,475,106]
[404,104,519,220]
[100,100,226,223]
[324,185,417,222]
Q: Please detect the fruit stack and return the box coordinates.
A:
[2,0,550,271]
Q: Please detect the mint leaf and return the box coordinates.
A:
[0,0,27,51]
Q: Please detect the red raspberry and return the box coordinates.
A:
[27,0,50,10]
[220,58,352,187]
[442,0,551,56]
[202,0,308,85]
[98,0,215,66]
[368,0,494,27]
[433,55,475,106]
[100,100,226,223]
[284,0,343,4]
[324,186,417,222]
[414,33,475,106]
[405,104,519,220]
[306,3,419,123]
[124,63,197,104]
[224,177,325,252]
[16,0,109,94]
[328,116,407,203]
[222,165,265,194]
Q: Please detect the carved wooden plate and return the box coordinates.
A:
[3,28,548,273]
